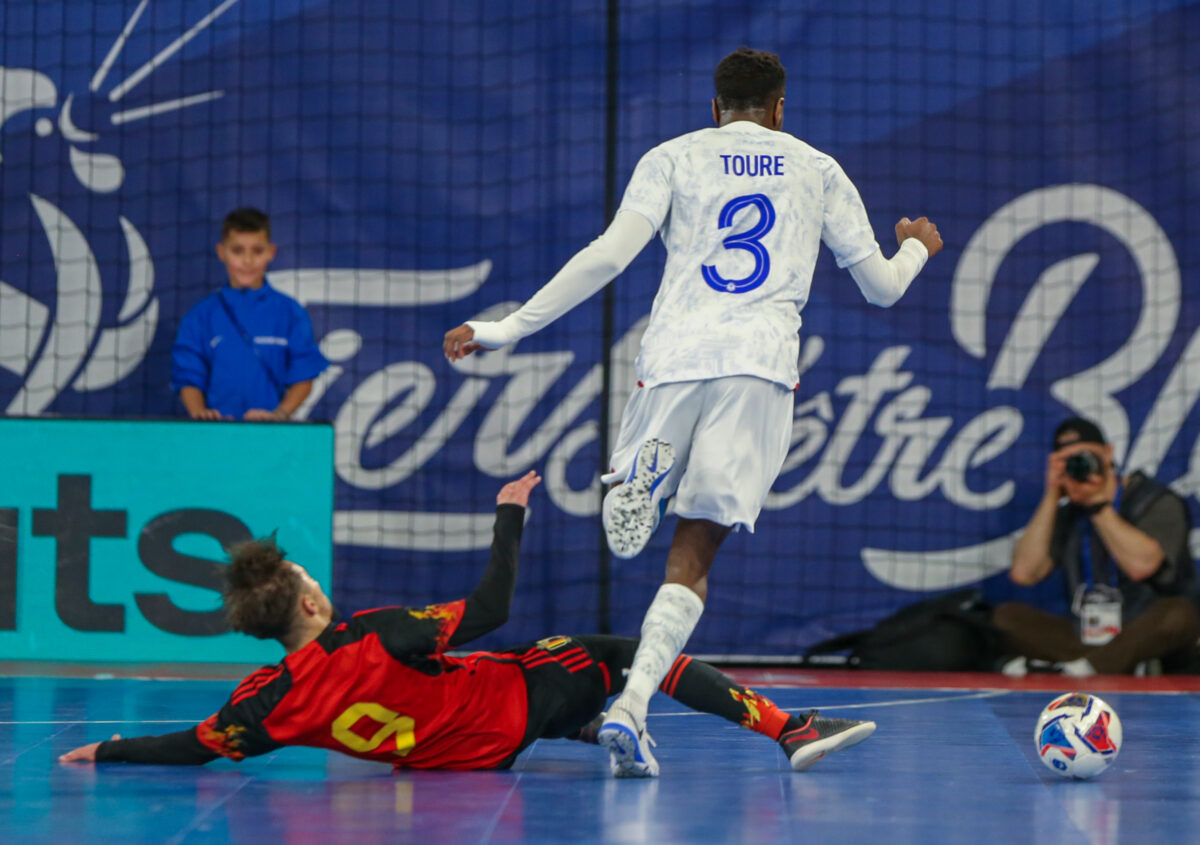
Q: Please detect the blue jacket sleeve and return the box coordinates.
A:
[284,303,328,385]
[170,307,211,392]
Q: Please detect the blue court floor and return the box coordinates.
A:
[3,669,1198,844]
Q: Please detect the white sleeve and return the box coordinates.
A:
[466,210,656,349]
[847,238,929,307]
[616,145,673,232]
[820,158,879,269]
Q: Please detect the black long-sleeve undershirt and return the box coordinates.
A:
[95,729,218,765]
[448,503,524,647]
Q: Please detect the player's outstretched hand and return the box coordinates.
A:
[497,470,541,508]
[444,324,482,361]
[895,216,943,257]
[59,734,120,763]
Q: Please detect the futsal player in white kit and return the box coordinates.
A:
[445,47,943,777]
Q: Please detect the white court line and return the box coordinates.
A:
[0,692,995,725]
[650,689,1011,717]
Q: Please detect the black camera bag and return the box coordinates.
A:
[802,588,999,671]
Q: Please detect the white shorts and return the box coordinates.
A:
[602,376,794,532]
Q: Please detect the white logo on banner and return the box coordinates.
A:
[0,0,248,412]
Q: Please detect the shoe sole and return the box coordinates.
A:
[604,439,676,560]
[598,723,659,778]
[788,721,877,772]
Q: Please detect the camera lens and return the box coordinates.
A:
[1064,451,1103,482]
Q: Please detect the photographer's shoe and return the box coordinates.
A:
[779,710,876,771]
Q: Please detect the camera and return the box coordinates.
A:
[1064,450,1104,482]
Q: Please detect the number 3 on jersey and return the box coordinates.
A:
[701,193,776,294]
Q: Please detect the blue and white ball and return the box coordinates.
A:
[1035,692,1122,779]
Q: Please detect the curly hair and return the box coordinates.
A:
[223,535,302,640]
[714,47,786,113]
[221,207,271,240]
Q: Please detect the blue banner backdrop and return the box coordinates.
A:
[1,1,1197,654]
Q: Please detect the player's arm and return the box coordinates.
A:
[354,472,542,655]
[447,471,541,646]
[61,670,286,766]
[818,156,942,307]
[60,730,220,766]
[847,217,942,307]
[444,210,655,360]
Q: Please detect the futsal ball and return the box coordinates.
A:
[1034,692,1122,779]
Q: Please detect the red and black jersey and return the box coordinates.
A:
[195,602,529,769]
[96,504,530,771]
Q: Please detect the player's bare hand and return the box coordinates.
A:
[444,324,482,361]
[895,216,943,258]
[59,734,120,763]
[189,407,225,421]
[497,470,542,508]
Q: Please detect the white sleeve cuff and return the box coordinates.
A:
[464,318,515,350]
[904,237,929,263]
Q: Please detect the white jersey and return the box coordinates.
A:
[618,121,879,389]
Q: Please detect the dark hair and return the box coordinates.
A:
[714,47,786,113]
[1053,416,1106,449]
[222,207,271,240]
[223,535,301,640]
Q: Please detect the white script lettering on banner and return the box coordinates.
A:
[292,184,1199,590]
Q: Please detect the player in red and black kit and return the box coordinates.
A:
[60,472,874,777]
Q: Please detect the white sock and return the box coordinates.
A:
[617,583,705,721]
[1060,657,1097,678]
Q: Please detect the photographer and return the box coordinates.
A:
[998,417,1200,676]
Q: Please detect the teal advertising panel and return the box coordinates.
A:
[0,418,333,662]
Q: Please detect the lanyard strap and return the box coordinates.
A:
[216,292,285,399]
